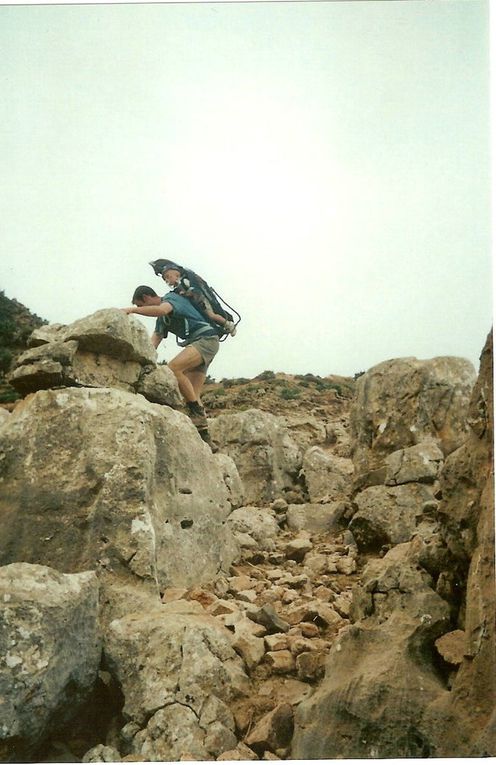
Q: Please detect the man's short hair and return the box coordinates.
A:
[132,285,158,304]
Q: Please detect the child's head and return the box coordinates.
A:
[162,267,182,287]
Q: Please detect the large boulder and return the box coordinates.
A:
[420,331,496,756]
[104,601,249,760]
[292,542,451,758]
[349,483,436,551]
[0,563,101,762]
[301,446,353,502]
[0,388,238,596]
[209,409,302,504]
[350,356,476,489]
[8,310,182,408]
[63,309,156,364]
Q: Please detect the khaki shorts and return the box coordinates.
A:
[188,336,220,374]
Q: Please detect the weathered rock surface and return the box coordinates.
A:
[286,502,347,533]
[293,542,451,758]
[350,483,436,551]
[0,387,238,595]
[2,318,493,762]
[350,355,476,489]
[0,564,101,761]
[208,409,302,504]
[227,506,280,550]
[293,339,494,760]
[384,440,444,485]
[301,446,353,502]
[420,331,495,756]
[104,602,249,760]
[8,309,182,408]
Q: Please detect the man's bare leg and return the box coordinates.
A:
[168,346,204,402]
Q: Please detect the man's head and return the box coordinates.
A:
[132,285,161,307]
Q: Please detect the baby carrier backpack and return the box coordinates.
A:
[149,259,241,341]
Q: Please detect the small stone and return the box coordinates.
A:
[237,589,258,603]
[228,575,255,593]
[161,587,188,603]
[288,636,318,656]
[245,703,294,754]
[264,633,289,652]
[232,632,265,671]
[314,585,333,602]
[272,498,288,512]
[267,552,285,565]
[187,587,217,608]
[296,650,327,680]
[82,745,121,762]
[284,603,315,626]
[217,743,259,760]
[281,589,299,604]
[285,538,313,562]
[300,621,319,638]
[262,751,281,760]
[248,603,290,634]
[265,650,296,674]
[234,616,267,638]
[435,629,466,665]
[204,721,238,757]
[333,592,352,618]
[235,532,258,549]
[278,573,308,589]
[313,602,342,627]
[336,557,357,575]
[266,569,285,581]
[208,599,239,617]
[303,553,328,576]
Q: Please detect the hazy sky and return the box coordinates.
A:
[0,0,491,380]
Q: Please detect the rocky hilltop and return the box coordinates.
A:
[0,308,493,762]
[0,291,46,405]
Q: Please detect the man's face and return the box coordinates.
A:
[162,268,181,287]
[134,294,156,307]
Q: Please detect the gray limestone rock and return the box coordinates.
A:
[0,388,238,595]
[349,483,436,551]
[351,355,476,489]
[301,446,353,502]
[286,502,347,533]
[209,409,302,504]
[0,564,101,761]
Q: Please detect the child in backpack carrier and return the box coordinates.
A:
[149,259,237,337]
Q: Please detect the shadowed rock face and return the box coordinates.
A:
[292,338,494,759]
[0,564,101,762]
[0,388,238,592]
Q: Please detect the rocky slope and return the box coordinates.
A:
[0,291,46,405]
[0,309,493,761]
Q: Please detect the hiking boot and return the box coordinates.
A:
[189,412,208,429]
[197,426,212,445]
[224,320,237,337]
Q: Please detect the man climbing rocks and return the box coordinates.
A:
[122,285,218,443]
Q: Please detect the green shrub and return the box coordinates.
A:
[256,370,276,381]
[279,387,301,400]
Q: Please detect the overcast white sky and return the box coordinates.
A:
[0,0,491,380]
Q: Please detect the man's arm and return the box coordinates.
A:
[122,303,172,318]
